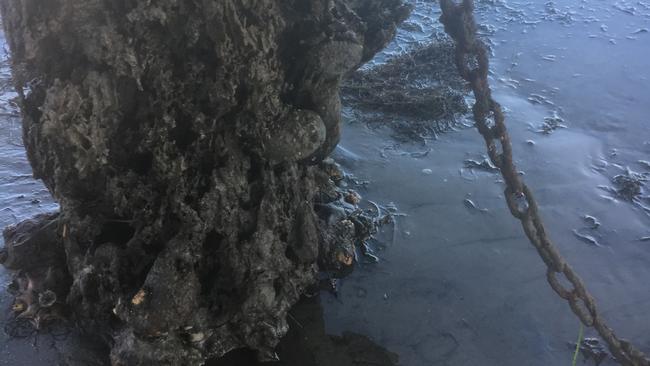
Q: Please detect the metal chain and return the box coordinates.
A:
[438,1,650,364]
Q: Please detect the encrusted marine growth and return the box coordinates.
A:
[0,0,409,364]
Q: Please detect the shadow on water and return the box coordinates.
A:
[209,297,399,366]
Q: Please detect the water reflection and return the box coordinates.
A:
[210,297,399,366]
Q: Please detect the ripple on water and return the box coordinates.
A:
[0,39,57,234]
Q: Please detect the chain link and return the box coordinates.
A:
[439,1,650,364]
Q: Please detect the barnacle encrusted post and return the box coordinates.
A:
[0,0,409,364]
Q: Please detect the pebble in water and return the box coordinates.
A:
[463,158,500,172]
[573,229,601,246]
[538,112,568,134]
[463,198,489,213]
[583,215,601,229]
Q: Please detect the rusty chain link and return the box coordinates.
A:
[438,0,650,364]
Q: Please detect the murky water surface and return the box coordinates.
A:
[1,1,649,365]
[0,35,60,364]
[329,1,650,365]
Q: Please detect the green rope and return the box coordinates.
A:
[572,323,584,366]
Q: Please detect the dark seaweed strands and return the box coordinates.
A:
[439,0,650,365]
[340,41,470,139]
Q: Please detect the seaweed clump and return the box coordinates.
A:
[612,169,647,201]
[341,38,469,141]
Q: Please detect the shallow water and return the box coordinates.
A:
[0,0,649,365]
[0,35,60,364]
[325,0,650,365]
